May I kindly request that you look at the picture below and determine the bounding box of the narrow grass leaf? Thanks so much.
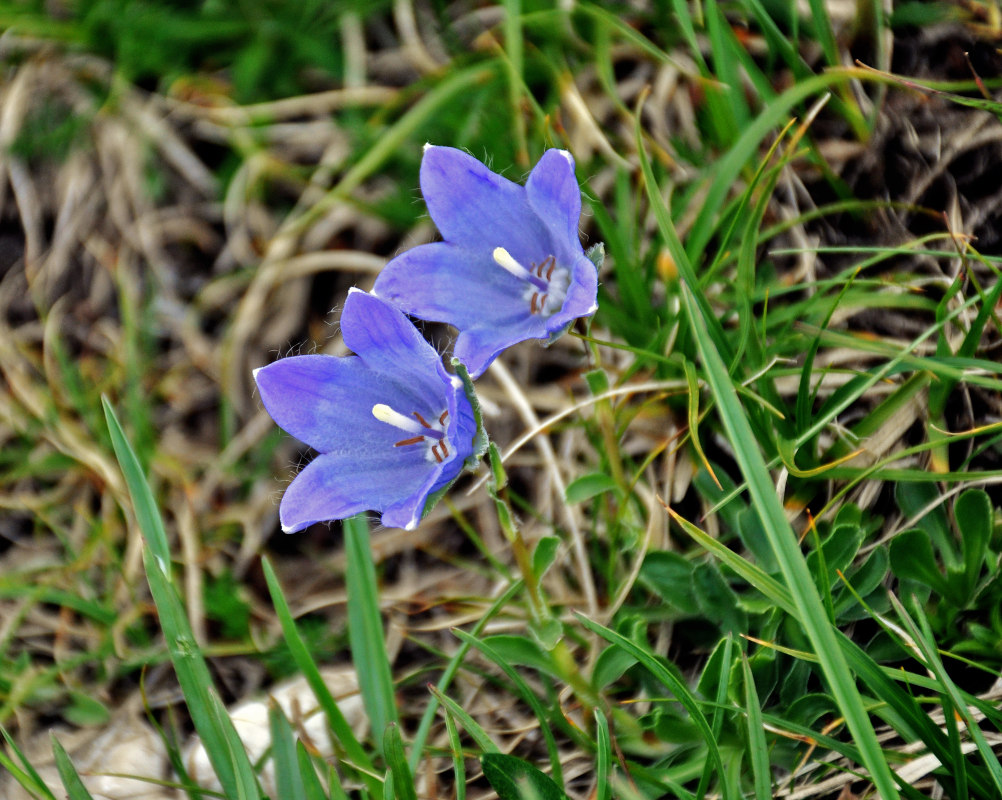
[262,556,377,783]
[1,726,58,800]
[889,595,1002,792]
[102,396,170,572]
[50,736,96,800]
[640,116,899,792]
[679,277,899,798]
[383,724,417,800]
[408,581,523,773]
[593,709,611,800]
[444,712,466,800]
[296,740,335,800]
[574,614,729,797]
[143,546,261,800]
[740,654,772,800]
[452,629,564,785]
[344,515,398,754]
[105,400,259,798]
[428,686,500,754]
[269,703,307,800]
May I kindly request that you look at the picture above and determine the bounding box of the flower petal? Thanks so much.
[254,355,400,454]
[420,146,549,262]
[525,149,583,261]
[374,242,529,331]
[453,319,546,379]
[545,253,599,333]
[279,445,445,533]
[339,289,448,414]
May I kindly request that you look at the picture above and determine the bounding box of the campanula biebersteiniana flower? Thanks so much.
[254,289,477,532]
[373,145,598,378]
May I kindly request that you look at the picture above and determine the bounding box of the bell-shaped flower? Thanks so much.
[373,145,599,378]
[254,289,479,532]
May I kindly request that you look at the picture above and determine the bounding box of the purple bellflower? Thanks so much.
[254,289,479,532]
[373,145,599,378]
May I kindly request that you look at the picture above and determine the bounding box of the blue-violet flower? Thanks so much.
[373,145,598,378]
[254,289,477,532]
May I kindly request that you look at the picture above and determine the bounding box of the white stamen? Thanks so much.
[372,404,424,435]
[492,247,532,280]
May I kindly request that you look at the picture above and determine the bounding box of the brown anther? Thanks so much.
[439,410,449,425]
[432,444,443,463]
[545,256,555,280]
[394,436,424,447]
[412,411,432,428]
[440,440,449,458]
[531,292,539,314]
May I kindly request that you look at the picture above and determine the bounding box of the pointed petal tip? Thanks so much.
[556,149,573,165]
[252,366,263,381]
[423,141,433,152]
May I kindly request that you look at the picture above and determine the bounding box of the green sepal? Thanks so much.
[454,358,490,467]
[586,241,605,270]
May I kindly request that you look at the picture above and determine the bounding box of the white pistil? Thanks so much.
[372,403,424,435]
[493,247,548,291]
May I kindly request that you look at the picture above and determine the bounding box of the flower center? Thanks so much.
[372,403,453,464]
[492,247,570,316]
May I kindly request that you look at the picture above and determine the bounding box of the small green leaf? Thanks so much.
[584,368,610,395]
[955,489,992,596]
[592,641,638,689]
[889,530,948,595]
[532,536,561,577]
[639,551,699,614]
[482,635,552,672]
[530,618,564,652]
[692,561,746,635]
[564,473,619,504]
[64,692,110,727]
[51,736,96,800]
[481,753,567,800]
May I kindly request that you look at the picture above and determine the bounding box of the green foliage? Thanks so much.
[890,487,1002,664]
[482,753,567,800]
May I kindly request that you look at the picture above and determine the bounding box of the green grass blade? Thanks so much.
[407,580,523,773]
[428,685,501,754]
[0,726,59,800]
[890,595,1002,792]
[144,547,261,800]
[297,740,335,800]
[50,736,96,800]
[679,275,898,798]
[740,653,771,800]
[639,120,899,792]
[444,712,466,800]
[452,629,564,786]
[383,723,417,800]
[101,396,170,571]
[593,709,611,800]
[262,556,377,783]
[269,703,308,800]
[574,614,729,797]
[344,515,398,753]
[105,396,260,798]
